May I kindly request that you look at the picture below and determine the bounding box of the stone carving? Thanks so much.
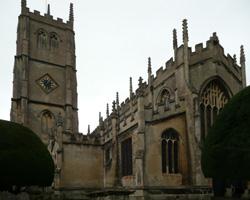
[48,134,60,170]
[56,112,64,127]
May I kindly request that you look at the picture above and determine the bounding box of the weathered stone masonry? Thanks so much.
[10,0,246,199]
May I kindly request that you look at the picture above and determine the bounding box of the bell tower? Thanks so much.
[11,0,79,144]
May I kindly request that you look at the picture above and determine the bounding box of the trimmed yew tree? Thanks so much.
[0,120,54,192]
[201,86,250,196]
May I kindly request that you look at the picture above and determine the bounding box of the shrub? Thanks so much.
[0,120,54,192]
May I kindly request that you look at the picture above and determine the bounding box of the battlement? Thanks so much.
[62,131,101,146]
[189,33,242,79]
[20,1,74,30]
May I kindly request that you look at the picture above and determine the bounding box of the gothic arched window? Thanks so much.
[41,110,54,135]
[162,128,179,174]
[50,32,59,49]
[158,89,171,109]
[37,29,48,48]
[200,79,230,141]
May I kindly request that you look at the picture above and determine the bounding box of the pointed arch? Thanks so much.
[199,77,230,141]
[157,87,172,109]
[40,110,55,135]
[49,32,60,49]
[37,28,48,48]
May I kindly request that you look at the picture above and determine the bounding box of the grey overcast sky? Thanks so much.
[0,0,249,134]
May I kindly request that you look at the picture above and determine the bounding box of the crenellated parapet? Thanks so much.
[189,32,242,82]
[20,0,74,30]
[62,130,101,146]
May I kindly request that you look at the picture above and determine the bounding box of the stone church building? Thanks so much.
[10,0,246,199]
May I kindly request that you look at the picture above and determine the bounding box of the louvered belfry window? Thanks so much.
[121,138,132,176]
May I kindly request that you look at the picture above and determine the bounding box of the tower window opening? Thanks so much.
[37,29,48,48]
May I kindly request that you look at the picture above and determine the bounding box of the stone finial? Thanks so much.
[240,45,245,65]
[210,32,219,44]
[21,0,27,8]
[233,54,237,65]
[112,101,116,113]
[148,57,152,74]
[21,0,27,13]
[69,3,74,22]
[99,112,102,122]
[240,45,246,88]
[138,77,143,88]
[106,103,109,117]
[138,77,144,97]
[87,124,90,135]
[116,92,119,108]
[130,77,133,98]
[182,19,188,43]
[47,4,51,15]
[173,29,178,50]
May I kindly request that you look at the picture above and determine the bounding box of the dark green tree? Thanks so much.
[201,86,250,196]
[0,120,54,192]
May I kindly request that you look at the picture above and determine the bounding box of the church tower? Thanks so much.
[11,0,79,144]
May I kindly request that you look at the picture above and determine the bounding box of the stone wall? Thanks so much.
[144,114,189,186]
[60,143,103,189]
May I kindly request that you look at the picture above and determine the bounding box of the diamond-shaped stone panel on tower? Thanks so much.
[36,73,59,94]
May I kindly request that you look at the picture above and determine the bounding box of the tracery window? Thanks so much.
[159,89,171,109]
[200,79,230,141]
[50,33,59,49]
[37,29,47,48]
[162,128,179,174]
[41,110,54,134]
[121,137,132,176]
